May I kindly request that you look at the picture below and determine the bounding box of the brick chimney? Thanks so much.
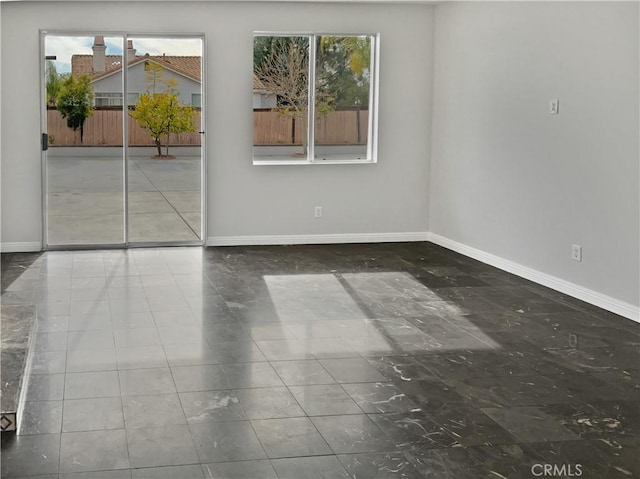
[127,40,136,60]
[92,36,106,72]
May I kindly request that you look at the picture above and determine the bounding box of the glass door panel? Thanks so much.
[314,35,372,161]
[126,36,203,243]
[45,34,125,246]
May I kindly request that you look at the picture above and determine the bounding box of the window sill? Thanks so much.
[253,158,376,166]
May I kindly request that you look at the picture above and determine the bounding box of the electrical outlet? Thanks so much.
[571,244,582,262]
[314,206,322,218]
[550,99,560,115]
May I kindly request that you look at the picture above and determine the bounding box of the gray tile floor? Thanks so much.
[1,243,639,478]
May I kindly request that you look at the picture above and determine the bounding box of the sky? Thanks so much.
[45,35,202,73]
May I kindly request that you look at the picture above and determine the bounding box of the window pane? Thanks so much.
[253,35,310,161]
[314,35,372,161]
[127,93,139,106]
[191,93,201,108]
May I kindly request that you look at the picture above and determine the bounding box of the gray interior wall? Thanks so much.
[0,1,433,245]
[429,2,640,307]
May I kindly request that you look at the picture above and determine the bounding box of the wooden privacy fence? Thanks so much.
[47,108,201,147]
[253,109,369,146]
[47,108,369,147]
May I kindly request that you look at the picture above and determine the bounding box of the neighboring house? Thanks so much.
[253,75,277,109]
[72,36,276,109]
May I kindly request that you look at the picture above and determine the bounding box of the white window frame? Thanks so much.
[94,92,139,107]
[94,92,123,107]
[252,32,380,166]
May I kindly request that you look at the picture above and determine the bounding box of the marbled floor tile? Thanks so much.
[395,379,467,413]
[402,444,487,479]
[595,369,640,399]
[445,374,567,408]
[235,386,305,419]
[206,340,267,363]
[542,347,620,373]
[289,384,362,416]
[429,405,517,447]
[368,412,455,450]
[116,346,168,370]
[59,429,129,473]
[0,433,61,477]
[189,421,266,463]
[543,400,640,439]
[552,372,629,404]
[64,371,121,400]
[337,451,423,479]
[405,443,543,479]
[312,414,395,454]
[126,425,199,469]
[364,356,436,383]
[285,319,370,340]
[122,393,187,429]
[270,359,336,386]
[251,417,332,458]
[203,460,277,479]
[118,368,176,396]
[131,464,205,479]
[417,350,537,380]
[480,406,580,443]
[254,338,314,361]
[221,362,284,389]
[179,390,246,424]
[270,455,350,479]
[62,397,124,432]
[582,345,640,372]
[502,348,577,377]
[319,358,387,383]
[170,364,228,392]
[342,382,419,414]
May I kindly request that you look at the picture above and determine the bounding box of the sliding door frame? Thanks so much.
[40,30,206,250]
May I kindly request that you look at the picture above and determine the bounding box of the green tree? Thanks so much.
[46,61,67,107]
[253,36,371,110]
[56,74,94,143]
[317,36,371,108]
[130,61,197,157]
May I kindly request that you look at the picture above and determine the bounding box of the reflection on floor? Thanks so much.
[47,156,201,245]
[1,242,638,478]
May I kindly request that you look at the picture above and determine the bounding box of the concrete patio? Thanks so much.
[47,154,201,245]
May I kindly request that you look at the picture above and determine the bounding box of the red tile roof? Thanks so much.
[71,54,202,82]
[73,53,266,89]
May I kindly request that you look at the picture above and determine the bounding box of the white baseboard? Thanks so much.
[428,233,640,323]
[207,232,430,247]
[0,242,42,253]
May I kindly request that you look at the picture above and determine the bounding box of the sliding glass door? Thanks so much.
[44,34,126,246]
[126,36,203,243]
[42,32,204,248]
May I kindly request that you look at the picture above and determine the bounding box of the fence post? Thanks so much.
[291,116,296,145]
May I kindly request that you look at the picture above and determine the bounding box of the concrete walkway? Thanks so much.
[47,156,201,245]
